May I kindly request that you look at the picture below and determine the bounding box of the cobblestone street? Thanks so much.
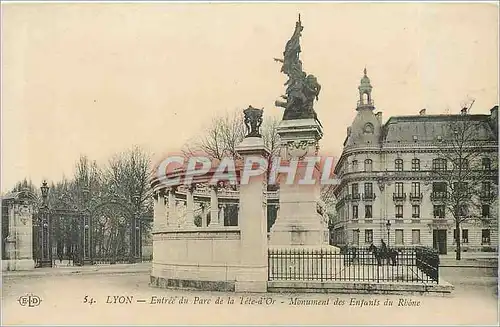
[2,263,497,325]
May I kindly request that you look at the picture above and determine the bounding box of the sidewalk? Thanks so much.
[439,252,498,268]
[2,262,151,277]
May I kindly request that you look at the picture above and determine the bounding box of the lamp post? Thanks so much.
[129,193,141,264]
[81,186,92,265]
[386,219,391,247]
[39,181,52,267]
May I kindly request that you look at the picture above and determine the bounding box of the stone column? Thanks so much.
[218,204,226,227]
[200,203,208,228]
[167,187,176,228]
[185,185,196,228]
[209,185,220,227]
[234,131,270,293]
[156,190,167,230]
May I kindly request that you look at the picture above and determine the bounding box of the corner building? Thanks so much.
[332,69,498,254]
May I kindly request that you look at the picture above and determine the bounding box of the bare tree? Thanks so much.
[433,106,498,260]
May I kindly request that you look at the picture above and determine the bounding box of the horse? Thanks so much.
[340,245,359,266]
[368,243,399,266]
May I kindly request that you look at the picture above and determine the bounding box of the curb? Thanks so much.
[440,265,497,268]
[3,269,150,278]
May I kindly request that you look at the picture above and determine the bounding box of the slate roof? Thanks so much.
[381,114,497,143]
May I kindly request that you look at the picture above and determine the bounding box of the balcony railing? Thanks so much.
[348,193,361,201]
[362,193,376,201]
[409,193,423,201]
[393,193,406,201]
[431,192,447,201]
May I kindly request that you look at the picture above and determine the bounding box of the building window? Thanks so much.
[462,229,469,244]
[453,158,469,170]
[412,205,420,218]
[482,205,490,218]
[481,229,490,245]
[365,229,373,243]
[458,204,468,217]
[411,182,420,196]
[352,205,358,219]
[432,158,447,171]
[395,229,404,245]
[453,181,467,191]
[351,183,359,196]
[395,205,403,218]
[395,159,403,171]
[353,230,360,245]
[482,158,491,170]
[433,205,445,218]
[411,158,420,171]
[411,229,420,244]
[432,182,447,199]
[364,183,373,197]
[364,159,372,172]
[365,205,372,219]
[482,182,491,197]
[352,160,358,172]
[395,182,404,195]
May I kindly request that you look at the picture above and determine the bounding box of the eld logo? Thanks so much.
[17,294,42,307]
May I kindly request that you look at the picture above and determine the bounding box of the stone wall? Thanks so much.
[151,228,242,291]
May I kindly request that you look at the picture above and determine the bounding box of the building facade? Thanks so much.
[332,69,498,254]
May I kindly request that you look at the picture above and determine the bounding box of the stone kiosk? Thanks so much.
[150,107,270,292]
[1,191,36,271]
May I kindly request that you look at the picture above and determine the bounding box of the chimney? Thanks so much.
[461,107,468,115]
[375,112,382,124]
[419,109,426,116]
[490,105,498,134]
[490,105,498,122]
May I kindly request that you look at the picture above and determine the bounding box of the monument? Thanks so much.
[269,15,334,248]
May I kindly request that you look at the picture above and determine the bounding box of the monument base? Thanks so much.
[269,212,329,246]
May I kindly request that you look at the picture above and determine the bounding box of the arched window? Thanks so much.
[352,160,358,172]
[395,159,403,171]
[364,159,373,172]
[432,158,447,171]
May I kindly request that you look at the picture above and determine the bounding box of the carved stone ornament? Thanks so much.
[286,139,317,159]
[377,179,386,191]
[243,106,264,138]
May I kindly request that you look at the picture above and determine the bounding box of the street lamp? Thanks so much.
[386,219,391,247]
[41,181,49,206]
[129,193,141,264]
[81,186,92,265]
[39,181,52,267]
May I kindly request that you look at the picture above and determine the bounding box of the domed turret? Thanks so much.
[357,67,374,109]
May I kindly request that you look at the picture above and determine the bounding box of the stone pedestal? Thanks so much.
[235,136,270,293]
[269,119,331,247]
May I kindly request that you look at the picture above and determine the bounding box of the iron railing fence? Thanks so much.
[268,246,439,284]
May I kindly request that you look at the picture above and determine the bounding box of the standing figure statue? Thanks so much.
[274,15,321,122]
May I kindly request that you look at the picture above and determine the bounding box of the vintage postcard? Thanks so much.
[1,1,498,325]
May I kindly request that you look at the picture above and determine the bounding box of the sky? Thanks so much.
[1,2,498,193]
